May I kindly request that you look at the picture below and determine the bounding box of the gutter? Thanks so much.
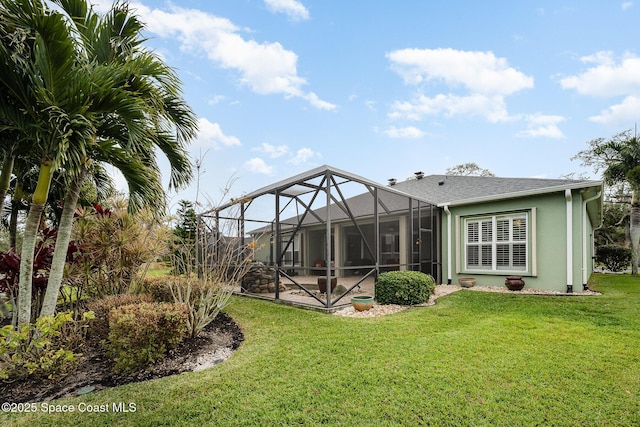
[436,181,603,208]
[566,189,573,293]
[582,190,602,290]
[444,205,452,284]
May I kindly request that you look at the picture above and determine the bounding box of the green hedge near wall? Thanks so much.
[375,271,435,305]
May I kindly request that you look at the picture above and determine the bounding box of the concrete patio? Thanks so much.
[234,274,377,311]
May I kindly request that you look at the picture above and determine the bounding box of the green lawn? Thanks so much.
[4,274,640,426]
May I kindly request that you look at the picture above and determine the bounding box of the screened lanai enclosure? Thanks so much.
[198,165,441,310]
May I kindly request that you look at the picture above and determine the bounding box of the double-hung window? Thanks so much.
[465,212,528,272]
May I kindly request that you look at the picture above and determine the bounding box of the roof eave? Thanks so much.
[436,181,604,207]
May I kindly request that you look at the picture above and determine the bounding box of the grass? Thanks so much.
[143,267,171,277]
[3,273,640,426]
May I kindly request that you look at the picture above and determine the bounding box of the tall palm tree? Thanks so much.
[0,72,31,216]
[0,0,196,323]
[0,0,91,325]
[576,129,640,274]
[39,0,197,317]
[0,154,13,214]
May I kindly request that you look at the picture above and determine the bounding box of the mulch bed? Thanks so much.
[0,312,243,404]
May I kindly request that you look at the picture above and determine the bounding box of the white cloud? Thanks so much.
[288,148,317,165]
[516,114,566,138]
[622,2,634,10]
[387,48,533,96]
[195,118,241,148]
[91,2,111,13]
[264,0,310,21]
[590,96,640,125]
[250,145,316,166]
[131,2,334,110]
[579,51,617,66]
[364,100,376,111]
[254,143,289,158]
[386,48,531,123]
[560,52,640,125]
[303,92,338,111]
[560,52,640,97]
[380,126,425,139]
[208,95,226,105]
[245,158,274,174]
[389,93,510,123]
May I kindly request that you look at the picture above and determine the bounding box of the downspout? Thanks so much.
[444,205,452,285]
[582,190,602,290]
[565,189,573,293]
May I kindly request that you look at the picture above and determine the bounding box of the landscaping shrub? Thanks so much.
[162,199,257,339]
[70,202,170,299]
[107,302,188,372]
[0,311,93,380]
[375,271,435,305]
[0,229,76,326]
[168,276,233,338]
[596,244,632,272]
[141,276,174,303]
[86,294,152,343]
[54,309,96,353]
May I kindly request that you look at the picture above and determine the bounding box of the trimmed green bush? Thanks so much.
[107,302,188,372]
[596,244,632,272]
[375,271,435,305]
[141,276,174,303]
[86,293,153,343]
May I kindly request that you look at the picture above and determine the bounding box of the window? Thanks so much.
[281,233,301,266]
[465,213,528,272]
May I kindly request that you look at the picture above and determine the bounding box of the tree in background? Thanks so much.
[174,200,198,243]
[574,129,640,274]
[171,200,198,275]
[445,162,495,177]
[597,202,630,248]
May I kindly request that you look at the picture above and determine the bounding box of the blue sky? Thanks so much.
[95,1,640,209]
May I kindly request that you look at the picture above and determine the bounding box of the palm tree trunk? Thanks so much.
[40,165,87,318]
[631,190,640,275]
[9,180,23,249]
[0,155,14,215]
[17,161,53,326]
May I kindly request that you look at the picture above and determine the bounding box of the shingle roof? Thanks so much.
[214,166,603,233]
[391,174,602,206]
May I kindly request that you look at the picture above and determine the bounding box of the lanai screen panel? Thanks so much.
[199,165,439,309]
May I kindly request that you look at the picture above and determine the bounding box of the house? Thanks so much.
[389,172,603,293]
[203,165,602,307]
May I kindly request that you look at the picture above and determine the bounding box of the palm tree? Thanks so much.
[575,130,640,274]
[0,0,196,323]
[39,0,197,317]
[0,0,91,325]
[0,70,31,217]
[0,154,13,214]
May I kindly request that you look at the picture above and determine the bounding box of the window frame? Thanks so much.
[462,211,531,275]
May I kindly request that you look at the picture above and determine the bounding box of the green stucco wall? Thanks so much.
[441,190,599,293]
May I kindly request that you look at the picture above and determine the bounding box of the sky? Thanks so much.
[92,0,640,210]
